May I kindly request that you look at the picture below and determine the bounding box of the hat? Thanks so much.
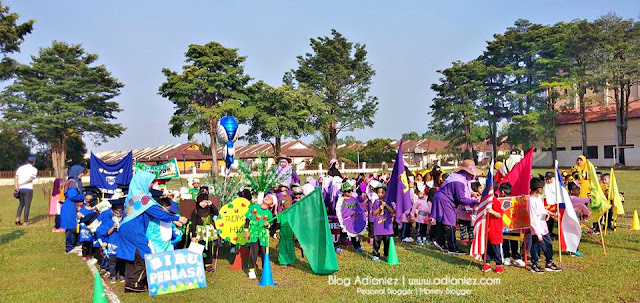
[454,159,482,176]
[278,154,292,163]
[192,179,200,184]
[110,197,125,209]
[27,155,36,162]
[373,183,387,191]
[544,172,555,180]
[341,182,353,192]
[111,188,125,200]
[279,181,291,189]
[329,158,339,167]
[149,188,163,200]
[292,186,303,194]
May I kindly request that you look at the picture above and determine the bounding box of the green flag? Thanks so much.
[277,188,339,275]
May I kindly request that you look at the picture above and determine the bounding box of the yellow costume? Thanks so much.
[573,155,590,198]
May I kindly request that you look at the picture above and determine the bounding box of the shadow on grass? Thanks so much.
[28,214,47,224]
[0,229,25,245]
[405,242,472,267]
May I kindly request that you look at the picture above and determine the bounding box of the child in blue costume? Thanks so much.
[117,172,188,293]
[60,165,91,253]
[147,197,184,254]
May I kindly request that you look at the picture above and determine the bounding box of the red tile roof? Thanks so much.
[556,101,640,125]
[393,139,449,153]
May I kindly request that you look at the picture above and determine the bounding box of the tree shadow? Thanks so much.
[0,230,25,246]
[29,214,47,224]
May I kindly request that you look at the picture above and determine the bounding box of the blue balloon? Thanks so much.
[219,116,239,170]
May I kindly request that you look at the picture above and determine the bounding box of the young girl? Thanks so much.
[190,193,219,272]
[371,184,395,262]
[49,178,64,232]
[413,188,432,245]
[401,180,416,243]
[78,200,96,263]
[60,165,88,254]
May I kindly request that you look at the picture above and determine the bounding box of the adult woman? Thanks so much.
[431,159,479,254]
[573,155,590,198]
[276,155,300,185]
[60,165,90,253]
[327,159,343,178]
[117,171,188,293]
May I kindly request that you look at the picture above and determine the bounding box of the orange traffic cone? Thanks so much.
[230,246,249,270]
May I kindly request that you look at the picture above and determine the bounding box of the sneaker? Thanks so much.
[336,248,342,254]
[530,264,544,274]
[51,228,57,232]
[372,256,381,262]
[407,237,414,242]
[447,250,465,255]
[81,257,88,263]
[402,237,411,243]
[460,239,468,246]
[119,276,125,283]
[416,239,423,245]
[503,258,512,266]
[356,247,364,253]
[205,265,215,273]
[110,277,116,284]
[574,251,584,257]
[495,265,504,274]
[545,263,562,272]
[513,259,525,268]
[482,264,492,273]
[432,241,446,252]
[70,246,82,254]
[248,269,257,280]
[87,258,97,266]
[230,247,236,254]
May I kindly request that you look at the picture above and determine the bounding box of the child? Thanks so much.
[190,193,219,272]
[78,198,97,264]
[499,183,525,268]
[528,177,562,273]
[336,182,365,253]
[568,182,591,220]
[456,181,478,247]
[371,184,395,262]
[49,178,64,232]
[100,203,125,283]
[60,165,88,254]
[413,188,431,245]
[484,190,505,273]
[401,180,416,243]
[244,194,275,279]
[148,197,183,253]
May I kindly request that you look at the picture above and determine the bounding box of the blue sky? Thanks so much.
[5,0,639,152]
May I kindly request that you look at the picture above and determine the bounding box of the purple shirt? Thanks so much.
[431,181,476,226]
[372,200,395,236]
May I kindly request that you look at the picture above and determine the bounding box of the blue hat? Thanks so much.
[27,156,36,162]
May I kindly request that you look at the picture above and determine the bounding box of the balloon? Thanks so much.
[217,116,239,170]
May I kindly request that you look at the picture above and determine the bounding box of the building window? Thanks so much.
[543,147,566,151]
[571,146,582,151]
[557,147,566,151]
[604,145,615,159]
[586,146,598,159]
[194,162,201,169]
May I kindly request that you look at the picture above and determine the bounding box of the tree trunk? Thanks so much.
[578,90,587,156]
[491,121,498,164]
[616,83,630,165]
[50,136,67,179]
[464,122,472,161]
[274,136,282,156]
[209,118,219,176]
[329,121,338,160]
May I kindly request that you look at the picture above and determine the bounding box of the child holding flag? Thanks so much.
[483,191,504,273]
[528,177,562,274]
[371,184,395,262]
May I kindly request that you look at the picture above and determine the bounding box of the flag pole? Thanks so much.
[554,160,562,263]
[597,219,607,256]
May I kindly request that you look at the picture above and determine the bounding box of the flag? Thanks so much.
[470,168,494,261]
[277,188,339,275]
[90,151,133,195]
[497,148,534,196]
[586,160,610,223]
[555,160,581,253]
[609,168,625,219]
[385,140,413,223]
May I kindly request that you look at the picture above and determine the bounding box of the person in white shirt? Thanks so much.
[528,177,561,273]
[14,156,38,225]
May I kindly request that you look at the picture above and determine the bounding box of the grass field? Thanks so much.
[1,170,639,303]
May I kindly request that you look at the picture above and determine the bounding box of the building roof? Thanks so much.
[392,139,449,154]
[556,101,640,125]
[89,140,315,163]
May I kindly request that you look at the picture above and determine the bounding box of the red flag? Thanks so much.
[497,148,534,196]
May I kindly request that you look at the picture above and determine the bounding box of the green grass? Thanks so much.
[1,171,640,302]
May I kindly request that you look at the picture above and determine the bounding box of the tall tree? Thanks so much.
[1,41,124,178]
[401,131,421,141]
[359,138,396,163]
[290,29,378,160]
[430,60,487,158]
[592,14,640,165]
[244,81,317,155]
[159,42,251,176]
[0,2,34,80]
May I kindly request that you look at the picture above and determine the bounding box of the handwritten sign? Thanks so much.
[499,195,530,230]
[215,197,250,245]
[145,249,207,296]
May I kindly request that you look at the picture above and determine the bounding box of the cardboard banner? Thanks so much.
[328,215,341,244]
[145,249,207,296]
[90,152,133,195]
[499,195,530,230]
[215,197,250,245]
[135,158,180,180]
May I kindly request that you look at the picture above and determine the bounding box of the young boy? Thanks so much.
[102,203,125,283]
[336,182,365,253]
[78,198,97,264]
[528,177,562,273]
[244,194,274,279]
[148,197,183,253]
[484,190,505,273]
[371,184,395,262]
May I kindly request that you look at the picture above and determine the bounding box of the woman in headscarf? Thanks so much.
[327,159,343,178]
[573,155,590,198]
[117,171,188,293]
[431,160,479,254]
[60,165,89,253]
[49,178,64,232]
[276,155,300,185]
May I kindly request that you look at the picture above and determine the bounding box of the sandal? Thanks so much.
[15,220,21,226]
[22,222,30,226]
